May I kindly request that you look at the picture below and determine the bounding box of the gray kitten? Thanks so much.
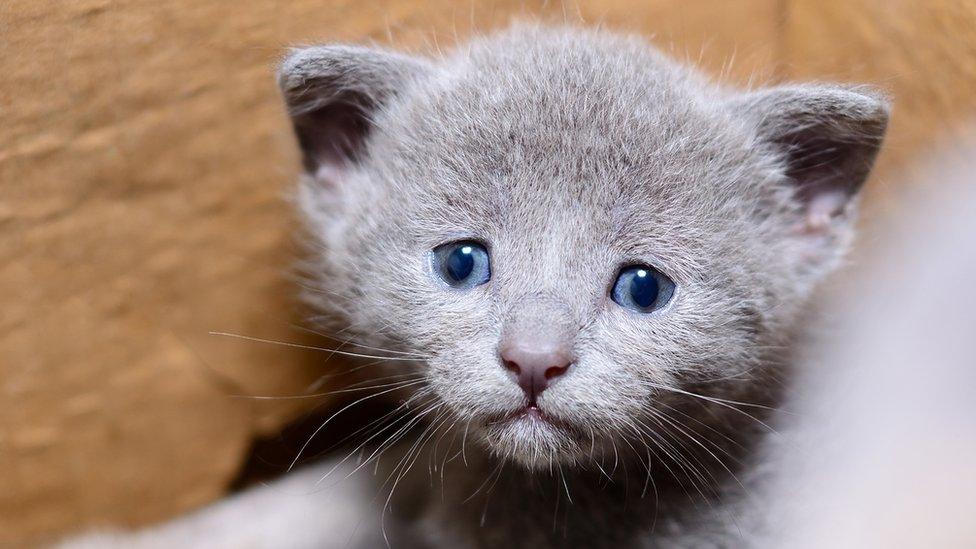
[63,25,894,548]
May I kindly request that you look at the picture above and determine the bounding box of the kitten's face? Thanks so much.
[283,27,887,469]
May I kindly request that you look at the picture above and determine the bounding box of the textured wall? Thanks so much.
[2,0,974,545]
[785,0,976,209]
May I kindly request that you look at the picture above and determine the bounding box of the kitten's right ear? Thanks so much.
[277,45,431,180]
[732,85,890,232]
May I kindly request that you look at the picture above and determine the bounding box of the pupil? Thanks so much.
[446,246,475,281]
[630,269,659,308]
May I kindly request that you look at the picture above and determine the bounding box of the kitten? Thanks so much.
[62,24,901,548]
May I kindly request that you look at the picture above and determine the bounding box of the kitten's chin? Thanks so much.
[479,407,585,469]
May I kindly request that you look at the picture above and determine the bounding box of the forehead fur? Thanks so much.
[350,26,792,288]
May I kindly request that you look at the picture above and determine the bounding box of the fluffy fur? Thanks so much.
[63,25,906,548]
[287,24,886,475]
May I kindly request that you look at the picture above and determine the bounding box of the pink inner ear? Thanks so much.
[805,189,850,232]
[314,164,345,188]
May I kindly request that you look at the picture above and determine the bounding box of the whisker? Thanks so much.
[463,460,504,504]
[315,392,432,464]
[313,401,430,488]
[377,407,451,545]
[624,416,713,503]
[658,402,746,453]
[209,331,429,361]
[289,382,427,472]
[651,409,746,489]
[290,322,432,358]
[325,397,442,487]
[645,382,779,433]
[231,376,425,401]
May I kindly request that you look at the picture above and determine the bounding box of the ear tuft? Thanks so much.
[735,85,890,232]
[277,45,431,176]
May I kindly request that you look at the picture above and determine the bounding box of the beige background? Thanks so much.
[2,0,975,545]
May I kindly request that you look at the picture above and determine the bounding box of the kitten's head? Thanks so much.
[279,26,888,469]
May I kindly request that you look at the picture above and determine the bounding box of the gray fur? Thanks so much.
[59,24,891,548]
[280,24,887,548]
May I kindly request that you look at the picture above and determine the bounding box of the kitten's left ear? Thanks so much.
[734,85,890,233]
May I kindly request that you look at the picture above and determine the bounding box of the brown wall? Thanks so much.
[2,1,975,545]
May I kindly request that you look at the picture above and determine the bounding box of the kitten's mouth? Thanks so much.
[477,404,587,467]
[485,404,573,434]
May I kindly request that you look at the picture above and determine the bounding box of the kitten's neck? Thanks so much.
[381,408,774,548]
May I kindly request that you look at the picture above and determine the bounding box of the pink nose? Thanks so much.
[500,345,572,406]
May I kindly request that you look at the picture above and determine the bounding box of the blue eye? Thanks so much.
[432,240,491,288]
[611,265,675,313]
